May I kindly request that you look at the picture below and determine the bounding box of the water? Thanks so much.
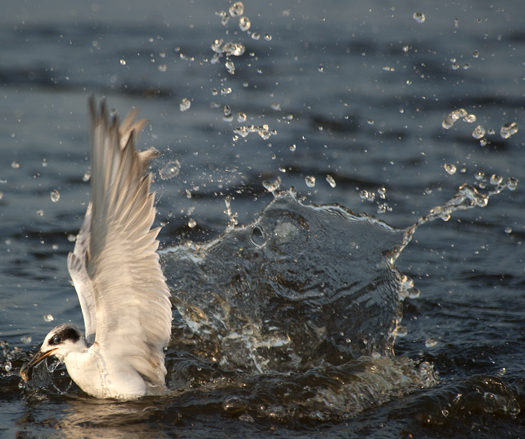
[1,0,525,437]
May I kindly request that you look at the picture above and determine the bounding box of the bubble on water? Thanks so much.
[185,189,192,199]
[159,160,181,180]
[472,50,479,58]
[43,314,54,322]
[223,106,233,122]
[225,60,235,74]
[21,336,32,344]
[36,209,44,217]
[480,138,488,147]
[251,32,260,40]
[158,64,167,72]
[504,227,512,234]
[472,125,486,139]
[42,158,48,167]
[451,63,460,70]
[326,175,336,188]
[453,108,468,119]
[367,119,374,125]
[180,98,191,112]
[264,34,272,41]
[67,234,76,242]
[221,87,232,96]
[408,288,420,299]
[305,176,316,188]
[271,103,281,111]
[221,15,229,26]
[50,190,60,203]
[463,114,476,123]
[11,161,20,169]
[413,12,425,23]
[403,45,409,53]
[120,59,126,65]
[462,63,470,70]
[188,218,197,228]
[377,187,386,199]
[237,112,247,123]
[289,144,296,152]
[425,338,438,348]
[229,2,244,17]
[234,127,249,138]
[83,171,91,182]
[262,176,281,193]
[444,163,457,175]
[500,122,518,139]
[487,128,495,135]
[506,177,518,191]
[239,16,251,31]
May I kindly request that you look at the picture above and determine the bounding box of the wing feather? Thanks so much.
[70,97,171,387]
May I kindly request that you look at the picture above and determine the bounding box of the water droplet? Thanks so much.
[326,175,336,188]
[158,64,167,72]
[500,122,518,139]
[413,12,425,23]
[506,177,518,191]
[305,176,316,187]
[180,98,191,112]
[504,227,512,234]
[159,160,181,180]
[83,171,91,182]
[120,59,126,65]
[289,144,296,152]
[188,218,197,228]
[185,189,192,199]
[442,119,454,130]
[10,161,20,169]
[367,119,374,125]
[451,63,460,70]
[262,176,281,192]
[239,413,255,423]
[239,16,251,31]
[264,34,272,41]
[480,138,488,147]
[67,234,76,242]
[236,112,247,123]
[396,325,408,337]
[462,63,470,70]
[21,336,32,344]
[4,361,12,372]
[472,50,479,58]
[472,125,486,139]
[463,114,476,123]
[222,42,245,56]
[271,103,281,111]
[225,60,235,74]
[42,158,48,167]
[403,45,409,53]
[251,32,260,40]
[490,174,503,185]
[50,190,60,203]
[43,314,54,322]
[221,87,232,95]
[36,209,44,217]
[229,2,244,17]
[444,163,456,175]
[425,338,438,348]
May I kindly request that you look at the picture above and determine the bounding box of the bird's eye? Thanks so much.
[52,335,61,344]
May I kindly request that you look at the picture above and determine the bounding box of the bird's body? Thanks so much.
[20,98,171,399]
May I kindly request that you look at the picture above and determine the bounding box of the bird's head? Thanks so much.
[20,323,85,382]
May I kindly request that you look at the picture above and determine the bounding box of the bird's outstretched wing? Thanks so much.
[68,98,171,387]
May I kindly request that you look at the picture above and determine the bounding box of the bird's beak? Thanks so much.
[20,348,58,382]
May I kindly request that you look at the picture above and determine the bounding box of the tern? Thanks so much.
[20,98,172,399]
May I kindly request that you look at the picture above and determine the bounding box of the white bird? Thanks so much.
[20,98,172,399]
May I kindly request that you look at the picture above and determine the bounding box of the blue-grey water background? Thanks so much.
[1,0,524,437]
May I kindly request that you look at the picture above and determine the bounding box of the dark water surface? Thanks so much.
[1,1,524,437]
